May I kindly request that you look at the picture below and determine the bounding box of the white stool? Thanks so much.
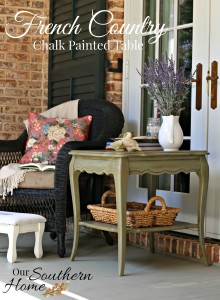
[0,211,46,263]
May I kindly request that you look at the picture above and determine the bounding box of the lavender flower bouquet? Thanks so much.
[139,56,192,116]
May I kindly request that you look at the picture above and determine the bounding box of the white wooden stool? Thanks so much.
[0,211,46,263]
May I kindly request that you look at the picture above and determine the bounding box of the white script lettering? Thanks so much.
[89,10,167,44]
[5,10,82,39]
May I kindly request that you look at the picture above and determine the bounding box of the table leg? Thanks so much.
[197,156,210,266]
[148,174,157,254]
[69,159,81,261]
[114,158,129,276]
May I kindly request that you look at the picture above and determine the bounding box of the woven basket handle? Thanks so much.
[101,190,116,206]
[145,196,167,212]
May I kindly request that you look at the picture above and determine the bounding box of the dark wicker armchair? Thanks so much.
[0,99,124,257]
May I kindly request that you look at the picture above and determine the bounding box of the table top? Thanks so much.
[69,150,209,158]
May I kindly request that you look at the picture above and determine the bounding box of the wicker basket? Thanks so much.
[87,191,180,228]
[87,191,153,228]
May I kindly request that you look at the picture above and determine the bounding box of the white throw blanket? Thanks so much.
[0,163,34,199]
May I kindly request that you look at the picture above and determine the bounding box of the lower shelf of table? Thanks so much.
[79,220,199,233]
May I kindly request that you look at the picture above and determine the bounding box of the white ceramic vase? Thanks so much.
[158,115,183,151]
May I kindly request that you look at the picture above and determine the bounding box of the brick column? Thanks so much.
[0,0,49,140]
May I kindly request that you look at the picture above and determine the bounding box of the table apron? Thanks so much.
[71,156,202,176]
[128,159,201,175]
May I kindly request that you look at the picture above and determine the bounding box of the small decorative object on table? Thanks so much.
[87,191,180,228]
[106,132,142,152]
[139,55,192,151]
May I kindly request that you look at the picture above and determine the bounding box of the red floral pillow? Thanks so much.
[20,112,92,164]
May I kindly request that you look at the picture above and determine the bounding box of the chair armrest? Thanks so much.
[0,131,28,167]
[54,140,107,223]
[0,131,27,153]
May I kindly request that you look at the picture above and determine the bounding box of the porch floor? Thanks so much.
[0,231,220,300]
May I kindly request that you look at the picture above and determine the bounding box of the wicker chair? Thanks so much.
[0,99,124,257]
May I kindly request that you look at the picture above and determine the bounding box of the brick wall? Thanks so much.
[104,231,220,264]
[105,0,124,109]
[0,0,49,140]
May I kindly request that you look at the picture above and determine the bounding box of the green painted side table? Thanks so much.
[69,150,209,276]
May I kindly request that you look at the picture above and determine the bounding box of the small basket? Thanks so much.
[87,191,153,228]
[87,191,180,228]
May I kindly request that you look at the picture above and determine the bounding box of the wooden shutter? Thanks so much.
[48,0,106,108]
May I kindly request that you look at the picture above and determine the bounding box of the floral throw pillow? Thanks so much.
[20,112,92,164]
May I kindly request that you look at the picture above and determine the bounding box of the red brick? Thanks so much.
[43,81,48,89]
[5,71,30,80]
[183,240,191,257]
[3,123,25,132]
[0,115,16,122]
[0,70,6,78]
[30,89,42,97]
[0,44,15,51]
[0,80,17,88]
[177,239,184,255]
[128,233,136,244]
[5,0,31,7]
[0,97,16,105]
[7,35,31,44]
[6,53,30,62]
[204,244,212,261]
[18,81,42,89]
[136,233,140,245]
[19,63,42,72]
[18,98,41,106]
[140,233,148,247]
[4,106,30,114]
[5,88,29,97]
[31,55,43,63]
[212,245,220,262]
[0,7,17,14]
[16,44,33,52]
[0,61,16,69]
[106,82,122,92]
[191,241,199,258]
[0,132,17,140]
[31,72,42,81]
[106,72,122,82]
[164,237,171,252]
[157,236,164,251]
[171,238,177,254]
[32,1,44,8]
[107,33,124,41]
[29,107,42,113]
[112,11,124,19]
[43,90,48,97]
[107,0,124,9]
[17,115,28,122]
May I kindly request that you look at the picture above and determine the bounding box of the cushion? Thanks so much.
[20,112,92,164]
[0,211,46,225]
[23,100,79,130]
[18,171,55,189]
